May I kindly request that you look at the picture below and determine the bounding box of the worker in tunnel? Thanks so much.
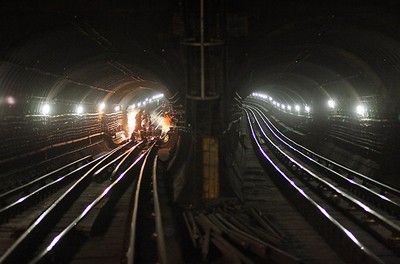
[138,110,151,138]
[147,113,153,134]
[131,109,144,141]
[163,111,172,131]
[143,111,150,131]
[134,109,143,132]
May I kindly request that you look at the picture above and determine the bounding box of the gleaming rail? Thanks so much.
[246,104,400,217]
[30,142,151,263]
[0,155,92,204]
[247,99,400,200]
[126,149,168,264]
[0,141,132,223]
[244,107,394,263]
[0,140,139,263]
[245,107,400,252]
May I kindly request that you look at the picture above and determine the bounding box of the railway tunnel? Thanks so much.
[1,1,400,263]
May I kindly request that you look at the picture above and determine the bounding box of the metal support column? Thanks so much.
[182,0,226,203]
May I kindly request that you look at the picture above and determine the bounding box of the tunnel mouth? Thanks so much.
[0,39,175,172]
[237,13,400,120]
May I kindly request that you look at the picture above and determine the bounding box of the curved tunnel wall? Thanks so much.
[237,10,400,119]
[232,7,400,182]
[0,20,180,165]
[0,28,177,115]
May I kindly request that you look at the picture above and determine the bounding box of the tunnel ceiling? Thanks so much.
[2,1,400,114]
[227,1,400,113]
[1,27,181,103]
[0,1,184,113]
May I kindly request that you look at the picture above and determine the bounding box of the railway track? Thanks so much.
[0,138,168,263]
[246,102,399,200]
[0,140,106,193]
[126,150,168,264]
[247,104,400,212]
[0,156,92,210]
[0,141,132,225]
[243,104,400,263]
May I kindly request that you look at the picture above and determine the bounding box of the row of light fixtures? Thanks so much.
[327,99,367,117]
[252,93,368,117]
[40,93,164,116]
[128,93,164,110]
[252,93,311,115]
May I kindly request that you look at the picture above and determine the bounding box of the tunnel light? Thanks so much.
[76,105,84,115]
[287,105,292,111]
[98,102,106,112]
[276,103,280,107]
[281,104,286,110]
[295,105,301,112]
[305,105,311,113]
[114,105,121,112]
[138,102,142,107]
[6,96,15,105]
[269,96,273,101]
[356,104,367,117]
[152,93,164,100]
[131,104,136,108]
[327,99,336,109]
[41,103,51,115]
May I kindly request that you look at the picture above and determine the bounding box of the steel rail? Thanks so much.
[110,142,144,179]
[0,155,92,203]
[126,143,157,264]
[247,99,400,198]
[30,144,150,263]
[0,156,101,221]
[151,156,168,264]
[247,105,400,216]
[247,108,400,238]
[0,139,103,189]
[244,108,383,264]
[92,145,139,180]
[247,108,400,256]
[0,141,133,263]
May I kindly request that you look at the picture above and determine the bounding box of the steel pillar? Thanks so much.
[182,0,226,203]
